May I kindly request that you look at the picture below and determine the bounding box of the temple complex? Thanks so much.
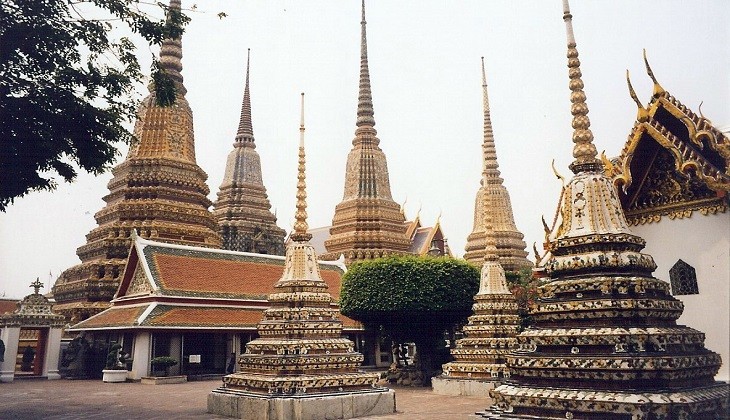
[433,185,520,396]
[463,58,531,273]
[321,0,410,263]
[213,49,285,256]
[606,55,730,381]
[485,1,729,418]
[208,94,395,419]
[51,0,220,323]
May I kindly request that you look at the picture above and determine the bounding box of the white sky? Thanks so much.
[1,1,728,299]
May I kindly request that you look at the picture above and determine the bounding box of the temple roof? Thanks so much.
[69,234,361,331]
[607,60,730,224]
[115,235,346,301]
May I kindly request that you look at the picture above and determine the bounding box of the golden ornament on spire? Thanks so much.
[563,0,600,174]
[291,93,311,242]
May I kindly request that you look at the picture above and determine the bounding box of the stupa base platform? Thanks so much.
[432,375,500,398]
[208,387,396,420]
[482,382,730,419]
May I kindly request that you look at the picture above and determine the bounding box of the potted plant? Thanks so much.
[102,343,127,383]
[150,356,178,377]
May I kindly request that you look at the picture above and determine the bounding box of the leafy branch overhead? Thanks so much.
[0,0,189,211]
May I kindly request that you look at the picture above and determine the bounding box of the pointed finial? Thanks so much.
[562,0,600,174]
[400,196,408,216]
[480,56,502,185]
[235,48,255,147]
[356,0,376,129]
[291,93,312,242]
[643,49,665,96]
[626,69,649,122]
[30,278,43,295]
[158,0,186,95]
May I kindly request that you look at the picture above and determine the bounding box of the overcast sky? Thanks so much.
[1,1,728,299]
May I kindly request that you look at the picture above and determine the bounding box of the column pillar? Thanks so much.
[43,328,63,380]
[0,327,20,382]
[130,332,150,380]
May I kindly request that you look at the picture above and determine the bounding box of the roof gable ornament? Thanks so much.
[643,49,665,97]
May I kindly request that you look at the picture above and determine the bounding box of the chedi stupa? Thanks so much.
[208,94,395,420]
[433,152,520,396]
[485,1,729,418]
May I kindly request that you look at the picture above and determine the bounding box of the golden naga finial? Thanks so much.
[626,70,649,122]
[562,0,600,174]
[291,93,312,242]
[400,196,408,216]
[551,159,565,187]
[643,49,665,97]
[532,242,542,265]
[600,151,619,177]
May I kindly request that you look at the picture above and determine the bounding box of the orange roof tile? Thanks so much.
[0,299,19,314]
[149,253,345,300]
[145,306,262,328]
[71,306,147,329]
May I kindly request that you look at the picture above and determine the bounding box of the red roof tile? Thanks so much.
[0,299,19,314]
[72,306,147,329]
[149,253,345,300]
[145,306,262,328]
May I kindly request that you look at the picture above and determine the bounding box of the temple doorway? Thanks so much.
[14,328,48,377]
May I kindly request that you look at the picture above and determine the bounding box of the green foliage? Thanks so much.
[341,256,479,379]
[0,0,189,210]
[150,356,178,369]
[105,343,124,370]
[341,256,479,339]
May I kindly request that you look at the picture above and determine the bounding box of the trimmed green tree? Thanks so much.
[339,256,479,384]
[0,0,188,210]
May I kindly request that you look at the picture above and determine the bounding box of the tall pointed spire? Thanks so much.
[52,0,221,322]
[235,48,254,147]
[464,58,530,272]
[480,57,502,186]
[323,0,410,263]
[158,0,185,95]
[209,95,393,417]
[563,0,599,174]
[356,0,375,130]
[213,48,285,255]
[485,2,728,417]
[291,93,311,242]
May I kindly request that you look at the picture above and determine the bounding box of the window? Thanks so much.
[669,259,699,295]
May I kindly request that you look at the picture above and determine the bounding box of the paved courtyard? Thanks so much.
[0,378,488,419]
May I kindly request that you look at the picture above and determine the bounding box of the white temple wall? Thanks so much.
[632,212,729,381]
[0,327,20,382]
[130,332,151,380]
[43,328,62,380]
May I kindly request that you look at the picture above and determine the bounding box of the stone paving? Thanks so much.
[0,378,487,419]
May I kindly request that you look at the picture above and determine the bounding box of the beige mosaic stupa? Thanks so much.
[208,94,395,420]
[433,178,520,396]
[52,0,221,323]
[322,0,410,263]
[213,49,286,255]
[485,2,729,418]
[464,58,531,273]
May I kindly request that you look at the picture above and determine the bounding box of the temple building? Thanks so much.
[433,186,519,396]
[307,211,452,259]
[486,1,729,418]
[0,280,65,382]
[463,58,531,273]
[51,0,221,323]
[208,93,395,420]
[321,0,410,263]
[605,58,730,381]
[212,49,286,256]
[68,233,364,381]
